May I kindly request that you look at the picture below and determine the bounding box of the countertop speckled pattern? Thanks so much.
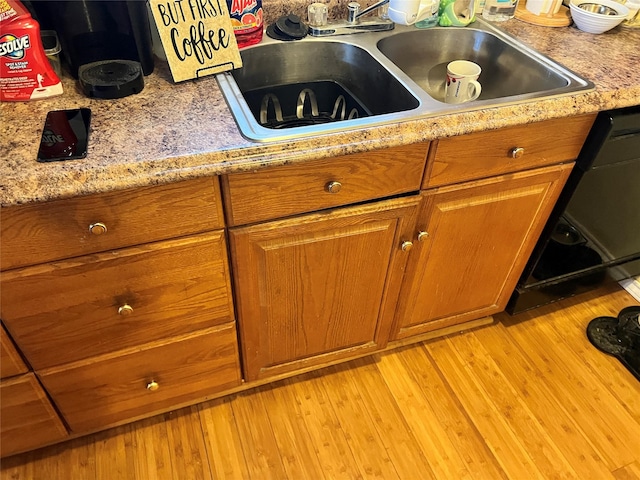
[1,1,639,206]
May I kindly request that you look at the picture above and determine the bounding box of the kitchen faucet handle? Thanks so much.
[347,2,361,22]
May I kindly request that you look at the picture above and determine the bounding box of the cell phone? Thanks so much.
[37,108,91,162]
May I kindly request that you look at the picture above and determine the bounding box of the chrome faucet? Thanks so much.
[348,0,390,21]
[308,0,394,36]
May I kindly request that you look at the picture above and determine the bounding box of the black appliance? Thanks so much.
[507,106,640,314]
[27,0,154,79]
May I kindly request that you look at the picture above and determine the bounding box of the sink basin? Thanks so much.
[216,41,420,142]
[377,28,571,103]
[217,20,594,143]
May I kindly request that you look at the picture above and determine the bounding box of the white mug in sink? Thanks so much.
[445,60,482,104]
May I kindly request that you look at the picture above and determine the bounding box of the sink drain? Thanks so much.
[243,81,371,129]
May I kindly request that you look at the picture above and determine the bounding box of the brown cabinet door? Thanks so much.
[230,197,419,381]
[392,163,573,340]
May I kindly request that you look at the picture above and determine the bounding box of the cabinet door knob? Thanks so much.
[146,380,159,392]
[89,222,108,235]
[118,304,134,316]
[325,181,342,194]
[510,147,525,159]
[401,241,414,252]
[417,231,430,242]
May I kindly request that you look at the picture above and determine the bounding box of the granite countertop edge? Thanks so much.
[1,18,639,207]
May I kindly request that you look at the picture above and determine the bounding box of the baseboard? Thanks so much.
[619,276,640,302]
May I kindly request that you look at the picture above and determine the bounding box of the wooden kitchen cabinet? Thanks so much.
[229,196,420,381]
[389,114,594,340]
[1,177,240,454]
[0,114,597,456]
[391,163,574,339]
[224,116,594,376]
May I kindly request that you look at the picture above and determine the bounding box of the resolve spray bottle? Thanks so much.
[0,0,63,101]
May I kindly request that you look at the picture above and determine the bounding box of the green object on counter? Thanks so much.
[439,0,476,25]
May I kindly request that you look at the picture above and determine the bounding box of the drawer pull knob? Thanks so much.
[146,381,159,392]
[401,241,414,252]
[326,181,342,194]
[510,147,525,159]
[118,304,134,316]
[417,231,430,242]
[89,222,108,235]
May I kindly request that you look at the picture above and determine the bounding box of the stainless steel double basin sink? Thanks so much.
[216,20,593,142]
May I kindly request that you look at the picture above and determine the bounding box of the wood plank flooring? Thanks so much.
[2,284,639,479]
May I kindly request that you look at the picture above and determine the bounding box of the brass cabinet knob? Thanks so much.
[401,241,414,252]
[510,147,525,159]
[325,181,342,194]
[417,231,430,242]
[118,304,134,316]
[89,222,108,235]
[146,381,159,392]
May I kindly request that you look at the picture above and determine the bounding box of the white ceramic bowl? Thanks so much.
[569,0,629,33]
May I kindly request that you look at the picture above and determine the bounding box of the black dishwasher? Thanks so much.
[507,106,640,314]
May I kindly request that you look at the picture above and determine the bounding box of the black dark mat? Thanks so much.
[587,306,640,381]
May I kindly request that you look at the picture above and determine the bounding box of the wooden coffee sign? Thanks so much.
[149,0,243,82]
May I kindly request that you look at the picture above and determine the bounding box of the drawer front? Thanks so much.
[1,232,235,369]
[424,114,596,188]
[222,144,429,225]
[1,324,28,379]
[1,177,224,271]
[1,373,68,457]
[38,325,242,433]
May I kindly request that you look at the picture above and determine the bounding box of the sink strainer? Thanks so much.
[243,81,372,129]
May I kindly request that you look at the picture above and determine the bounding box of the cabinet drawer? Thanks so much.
[222,144,429,225]
[424,114,596,188]
[1,373,68,457]
[1,324,28,379]
[1,177,224,270]
[1,232,235,369]
[38,325,241,433]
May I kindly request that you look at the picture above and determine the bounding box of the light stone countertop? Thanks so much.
[1,7,639,207]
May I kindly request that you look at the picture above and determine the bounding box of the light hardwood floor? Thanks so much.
[2,284,639,479]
